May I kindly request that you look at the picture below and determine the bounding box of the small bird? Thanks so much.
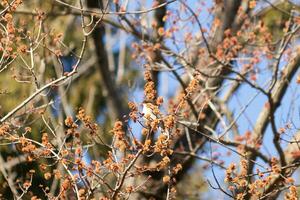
[142,101,170,138]
[142,101,158,122]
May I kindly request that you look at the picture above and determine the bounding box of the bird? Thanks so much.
[142,100,170,139]
[142,101,158,122]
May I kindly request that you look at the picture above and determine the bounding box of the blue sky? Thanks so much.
[99,0,300,198]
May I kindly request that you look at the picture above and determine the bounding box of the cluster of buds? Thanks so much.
[64,116,79,138]
[76,108,98,135]
[111,121,128,151]
[144,70,157,102]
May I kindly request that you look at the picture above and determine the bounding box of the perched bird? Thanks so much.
[142,100,170,138]
[142,101,158,122]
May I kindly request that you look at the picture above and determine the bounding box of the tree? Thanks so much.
[0,0,300,199]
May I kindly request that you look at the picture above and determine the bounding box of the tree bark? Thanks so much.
[86,0,128,120]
